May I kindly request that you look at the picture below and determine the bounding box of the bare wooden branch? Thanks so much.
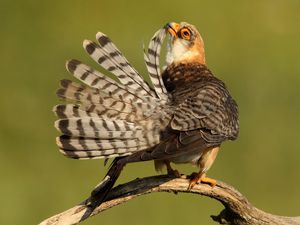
[39,175,300,225]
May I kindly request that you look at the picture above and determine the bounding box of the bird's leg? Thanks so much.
[188,172,217,190]
[164,160,181,178]
[188,146,219,189]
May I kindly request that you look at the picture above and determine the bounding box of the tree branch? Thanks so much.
[39,175,300,225]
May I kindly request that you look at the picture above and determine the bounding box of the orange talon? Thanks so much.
[201,174,217,187]
[188,173,217,190]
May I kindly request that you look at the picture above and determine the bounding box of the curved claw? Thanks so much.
[188,173,217,190]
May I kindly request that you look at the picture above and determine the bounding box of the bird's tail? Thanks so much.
[54,28,170,160]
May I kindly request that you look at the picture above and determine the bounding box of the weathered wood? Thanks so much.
[39,175,300,225]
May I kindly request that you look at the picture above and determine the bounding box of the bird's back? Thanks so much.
[162,62,239,143]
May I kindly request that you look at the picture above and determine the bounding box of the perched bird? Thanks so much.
[54,22,239,207]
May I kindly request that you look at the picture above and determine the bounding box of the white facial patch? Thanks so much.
[166,38,199,65]
[166,36,174,66]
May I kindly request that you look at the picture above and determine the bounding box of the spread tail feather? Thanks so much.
[54,27,169,160]
[83,34,155,97]
[144,28,168,102]
[65,60,155,104]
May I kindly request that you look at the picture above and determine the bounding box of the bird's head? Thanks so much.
[165,22,205,66]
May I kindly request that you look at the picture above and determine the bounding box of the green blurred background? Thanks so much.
[1,0,300,224]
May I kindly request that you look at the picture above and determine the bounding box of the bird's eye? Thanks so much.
[180,28,191,40]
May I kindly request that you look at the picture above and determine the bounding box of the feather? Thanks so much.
[95,32,154,95]
[144,28,168,102]
[57,136,149,151]
[55,117,142,136]
[54,28,171,160]
[59,149,131,160]
[55,78,156,121]
[66,60,153,104]
[83,37,154,97]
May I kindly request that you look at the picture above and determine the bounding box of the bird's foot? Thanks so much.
[165,160,181,178]
[188,172,217,190]
[167,168,181,178]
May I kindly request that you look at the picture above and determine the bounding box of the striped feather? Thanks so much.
[83,37,154,97]
[56,126,161,159]
[54,104,129,122]
[95,32,154,95]
[54,28,172,160]
[55,79,156,121]
[56,81,135,113]
[54,104,92,119]
[59,149,132,160]
[54,104,135,121]
[66,59,155,104]
[144,28,168,101]
[57,136,148,151]
[55,117,141,135]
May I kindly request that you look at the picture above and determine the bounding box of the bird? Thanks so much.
[54,21,239,208]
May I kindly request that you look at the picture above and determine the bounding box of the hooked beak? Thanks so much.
[165,22,180,37]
